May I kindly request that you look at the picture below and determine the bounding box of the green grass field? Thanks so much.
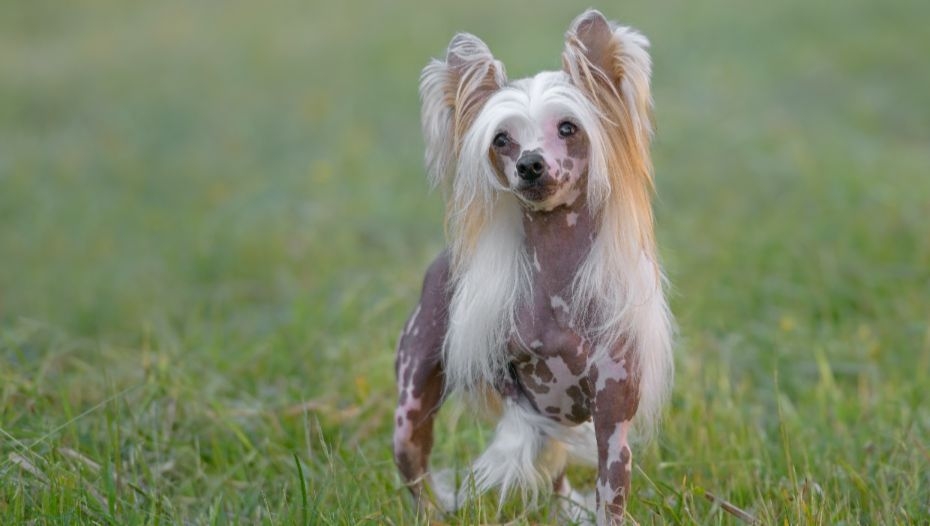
[2,0,928,524]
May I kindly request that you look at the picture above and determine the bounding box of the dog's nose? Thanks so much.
[516,153,546,182]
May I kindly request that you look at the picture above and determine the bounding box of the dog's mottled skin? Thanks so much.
[394,10,669,525]
[394,183,638,521]
[392,253,450,494]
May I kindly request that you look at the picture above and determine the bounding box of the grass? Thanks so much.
[1,0,928,524]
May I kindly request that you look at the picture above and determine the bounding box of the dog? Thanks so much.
[393,9,673,525]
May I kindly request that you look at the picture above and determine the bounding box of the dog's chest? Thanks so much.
[506,287,593,424]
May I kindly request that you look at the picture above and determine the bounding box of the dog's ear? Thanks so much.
[420,33,506,187]
[562,10,653,143]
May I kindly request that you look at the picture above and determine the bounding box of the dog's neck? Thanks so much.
[521,196,595,294]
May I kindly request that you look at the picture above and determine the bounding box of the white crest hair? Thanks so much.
[563,10,674,438]
[419,9,673,446]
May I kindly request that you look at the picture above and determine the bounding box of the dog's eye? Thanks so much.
[492,132,510,149]
[558,121,578,138]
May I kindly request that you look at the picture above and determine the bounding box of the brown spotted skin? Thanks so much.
[510,186,641,525]
[591,356,639,525]
[507,197,595,425]
[392,251,450,508]
[395,206,641,523]
[397,119,639,526]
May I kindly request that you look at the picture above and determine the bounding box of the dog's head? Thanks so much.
[421,9,656,258]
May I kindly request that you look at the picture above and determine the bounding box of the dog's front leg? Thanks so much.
[590,354,640,525]
[393,253,450,510]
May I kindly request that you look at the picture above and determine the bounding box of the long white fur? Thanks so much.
[441,199,529,393]
[420,34,506,190]
[419,58,455,187]
[418,9,674,510]
[564,14,674,440]
[432,400,598,513]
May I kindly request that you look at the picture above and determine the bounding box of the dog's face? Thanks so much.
[420,10,656,251]
[485,74,591,211]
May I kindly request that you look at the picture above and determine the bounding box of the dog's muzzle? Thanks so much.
[515,152,547,182]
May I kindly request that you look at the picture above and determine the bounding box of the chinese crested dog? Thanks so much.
[393,9,673,525]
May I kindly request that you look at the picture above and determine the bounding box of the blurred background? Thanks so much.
[1,0,928,523]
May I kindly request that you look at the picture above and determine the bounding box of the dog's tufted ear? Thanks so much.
[420,33,506,188]
[563,10,653,144]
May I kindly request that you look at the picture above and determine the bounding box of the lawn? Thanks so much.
[1,0,928,524]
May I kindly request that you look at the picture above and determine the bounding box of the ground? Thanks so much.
[1,0,928,524]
